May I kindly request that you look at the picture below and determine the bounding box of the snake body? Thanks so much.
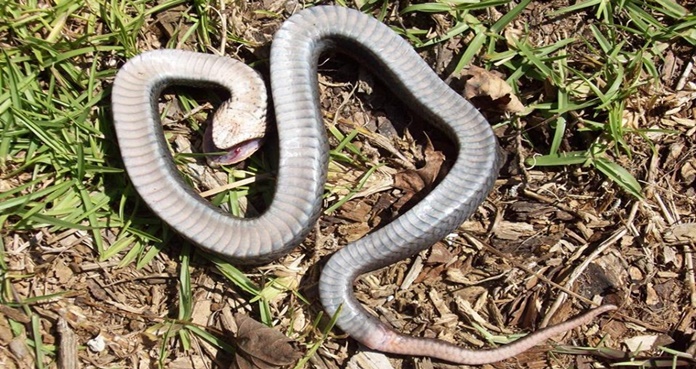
[112,6,616,365]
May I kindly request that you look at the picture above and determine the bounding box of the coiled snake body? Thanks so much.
[112,6,616,365]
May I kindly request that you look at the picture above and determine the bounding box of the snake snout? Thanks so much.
[204,93,268,166]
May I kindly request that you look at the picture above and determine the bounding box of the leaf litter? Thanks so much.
[230,314,302,369]
[2,0,696,369]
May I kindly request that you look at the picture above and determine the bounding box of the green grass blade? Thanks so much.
[178,243,193,321]
[489,0,532,34]
[592,156,643,199]
[209,255,260,296]
[526,151,588,166]
[454,30,487,73]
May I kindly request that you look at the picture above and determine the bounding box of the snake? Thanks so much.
[111,5,617,365]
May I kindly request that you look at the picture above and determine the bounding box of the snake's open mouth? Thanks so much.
[208,138,263,165]
[203,126,264,166]
[206,138,264,166]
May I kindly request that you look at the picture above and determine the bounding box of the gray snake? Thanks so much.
[111,5,616,365]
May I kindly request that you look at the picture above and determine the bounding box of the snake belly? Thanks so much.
[112,5,616,365]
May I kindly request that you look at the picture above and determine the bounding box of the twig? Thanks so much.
[675,54,694,91]
[219,0,227,55]
[541,227,626,328]
[463,225,669,332]
[645,144,660,199]
[685,244,696,308]
[516,132,532,184]
[654,192,676,225]
[656,191,695,308]
[460,234,595,306]
[522,187,596,223]
[57,318,78,369]
[541,201,639,326]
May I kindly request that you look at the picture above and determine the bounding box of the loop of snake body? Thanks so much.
[111,5,616,365]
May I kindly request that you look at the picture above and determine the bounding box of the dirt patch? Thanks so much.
[2,1,695,369]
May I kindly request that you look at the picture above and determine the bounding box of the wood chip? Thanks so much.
[57,318,78,369]
[346,351,394,369]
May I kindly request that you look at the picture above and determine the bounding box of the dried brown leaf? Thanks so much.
[417,140,445,185]
[665,222,696,242]
[426,242,454,264]
[463,65,525,113]
[230,314,301,369]
[680,158,696,185]
[338,200,372,222]
[338,222,371,242]
[393,171,424,208]
[624,334,659,353]
[54,259,73,284]
[393,141,445,211]
[86,279,108,301]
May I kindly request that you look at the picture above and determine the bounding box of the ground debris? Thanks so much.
[230,314,302,369]
[459,66,525,114]
[346,351,395,369]
[4,1,696,368]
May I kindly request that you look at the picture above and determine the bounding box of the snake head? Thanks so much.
[204,97,267,167]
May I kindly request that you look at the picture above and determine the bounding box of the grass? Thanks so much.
[0,0,694,368]
[387,0,694,199]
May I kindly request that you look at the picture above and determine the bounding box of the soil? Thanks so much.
[2,1,696,369]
